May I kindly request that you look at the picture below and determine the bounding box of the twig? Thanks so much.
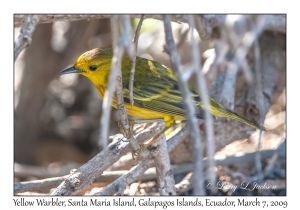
[163,14,205,195]
[98,16,120,149]
[120,15,134,58]
[14,15,40,61]
[95,124,188,195]
[96,158,153,195]
[187,14,216,194]
[14,15,286,35]
[194,15,210,41]
[15,175,68,193]
[254,38,264,180]
[233,15,266,72]
[14,162,81,179]
[116,15,140,152]
[150,134,176,195]
[218,15,266,109]
[50,122,164,195]
[264,153,279,177]
[224,15,253,84]
[176,28,189,49]
[129,15,145,107]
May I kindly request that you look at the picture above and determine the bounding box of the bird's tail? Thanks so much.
[198,97,266,131]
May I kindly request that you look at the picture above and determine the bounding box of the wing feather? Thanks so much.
[122,56,202,118]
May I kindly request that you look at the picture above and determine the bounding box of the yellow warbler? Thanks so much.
[60,48,266,131]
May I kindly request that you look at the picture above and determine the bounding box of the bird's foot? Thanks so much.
[131,143,146,163]
[118,120,135,139]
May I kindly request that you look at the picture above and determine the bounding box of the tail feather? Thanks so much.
[198,98,266,131]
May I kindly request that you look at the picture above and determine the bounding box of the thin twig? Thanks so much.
[193,15,210,41]
[187,14,216,194]
[219,15,266,109]
[234,15,266,70]
[254,39,264,180]
[96,159,153,195]
[14,162,81,179]
[98,16,120,149]
[14,15,40,61]
[99,16,118,148]
[117,15,140,152]
[14,14,286,34]
[129,15,145,107]
[263,153,279,176]
[15,175,68,193]
[120,15,134,58]
[225,15,253,84]
[163,15,205,195]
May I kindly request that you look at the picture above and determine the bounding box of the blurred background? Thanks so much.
[14,15,286,195]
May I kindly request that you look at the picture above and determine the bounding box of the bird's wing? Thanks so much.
[122,58,202,118]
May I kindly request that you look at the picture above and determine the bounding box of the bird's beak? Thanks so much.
[59,66,83,75]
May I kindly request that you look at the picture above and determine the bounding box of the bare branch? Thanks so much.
[15,175,68,193]
[224,15,254,84]
[150,134,176,195]
[163,15,205,195]
[194,15,210,40]
[254,39,264,180]
[14,14,186,28]
[95,124,188,195]
[129,15,145,107]
[116,15,140,152]
[50,123,164,195]
[98,16,120,149]
[120,15,134,58]
[14,162,80,179]
[187,14,216,194]
[96,159,153,195]
[214,15,267,109]
[14,15,40,61]
[16,138,285,194]
[14,15,286,37]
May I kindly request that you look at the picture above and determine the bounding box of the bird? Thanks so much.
[60,48,266,132]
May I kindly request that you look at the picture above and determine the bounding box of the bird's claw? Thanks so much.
[118,120,135,138]
[131,143,145,162]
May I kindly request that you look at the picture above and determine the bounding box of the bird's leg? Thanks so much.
[131,121,183,162]
[118,121,128,139]
[117,119,162,162]
[118,119,164,139]
[119,119,181,162]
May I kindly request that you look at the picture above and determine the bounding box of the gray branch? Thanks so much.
[187,14,216,193]
[98,16,121,149]
[150,134,176,195]
[16,136,285,194]
[95,124,188,195]
[129,15,145,107]
[115,15,140,152]
[50,123,164,195]
[14,14,286,35]
[163,15,205,195]
[14,15,39,61]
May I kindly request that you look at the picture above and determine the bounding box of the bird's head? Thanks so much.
[60,48,113,85]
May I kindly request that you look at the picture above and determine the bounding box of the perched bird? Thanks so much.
[60,48,266,131]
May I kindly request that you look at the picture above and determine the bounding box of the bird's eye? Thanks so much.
[89,65,97,71]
